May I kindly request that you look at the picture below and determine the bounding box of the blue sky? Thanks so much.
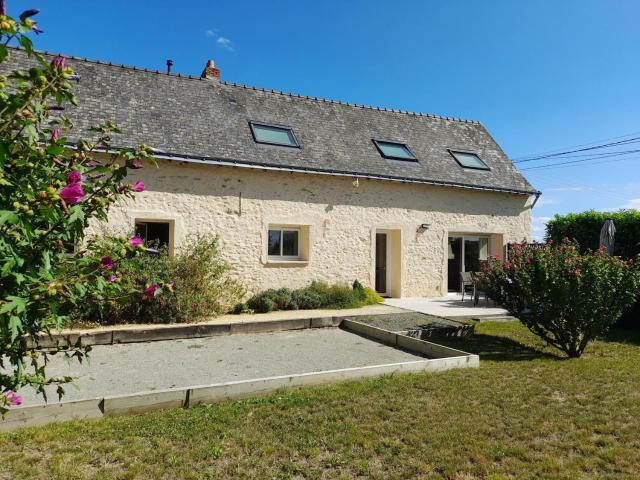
[9,0,640,239]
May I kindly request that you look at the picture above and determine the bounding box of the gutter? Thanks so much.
[141,149,539,197]
[531,191,543,208]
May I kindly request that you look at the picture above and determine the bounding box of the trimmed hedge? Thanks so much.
[236,280,383,314]
[545,209,640,259]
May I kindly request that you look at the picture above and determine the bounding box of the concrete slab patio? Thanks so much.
[385,293,510,318]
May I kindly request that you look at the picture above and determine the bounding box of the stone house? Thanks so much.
[10,49,539,298]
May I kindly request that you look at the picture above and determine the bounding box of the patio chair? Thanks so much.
[459,271,475,303]
[471,272,490,307]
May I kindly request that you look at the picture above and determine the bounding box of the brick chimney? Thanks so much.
[201,59,220,80]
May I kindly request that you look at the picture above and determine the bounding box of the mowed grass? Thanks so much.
[2,322,640,479]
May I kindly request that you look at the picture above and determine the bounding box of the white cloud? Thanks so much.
[623,198,640,209]
[205,29,235,52]
[216,36,234,51]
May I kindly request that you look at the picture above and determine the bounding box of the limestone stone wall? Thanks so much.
[94,160,532,298]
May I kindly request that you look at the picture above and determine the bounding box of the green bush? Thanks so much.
[363,287,384,305]
[482,239,640,357]
[291,290,323,310]
[546,209,640,259]
[82,234,245,324]
[246,288,295,313]
[243,280,383,314]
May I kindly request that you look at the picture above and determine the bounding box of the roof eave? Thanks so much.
[147,150,539,196]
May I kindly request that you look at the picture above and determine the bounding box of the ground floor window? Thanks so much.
[135,221,171,252]
[268,227,300,259]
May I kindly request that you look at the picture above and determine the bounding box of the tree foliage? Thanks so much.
[482,240,640,357]
[0,5,153,413]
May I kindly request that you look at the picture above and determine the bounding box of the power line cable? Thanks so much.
[520,154,640,171]
[511,129,640,161]
[514,137,640,164]
[525,171,634,204]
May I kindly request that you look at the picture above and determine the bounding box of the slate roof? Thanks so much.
[5,48,538,195]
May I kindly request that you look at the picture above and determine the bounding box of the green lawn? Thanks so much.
[2,321,640,479]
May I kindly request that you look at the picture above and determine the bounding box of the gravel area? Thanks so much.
[346,312,462,332]
[16,328,426,406]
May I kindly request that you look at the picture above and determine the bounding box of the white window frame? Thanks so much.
[267,227,301,260]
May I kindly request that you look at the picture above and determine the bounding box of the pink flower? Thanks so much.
[132,181,145,192]
[130,161,144,170]
[59,183,85,205]
[107,274,117,282]
[101,256,113,270]
[564,258,572,265]
[128,236,144,247]
[51,128,61,141]
[50,56,68,69]
[67,170,82,184]
[144,284,160,298]
[4,391,22,406]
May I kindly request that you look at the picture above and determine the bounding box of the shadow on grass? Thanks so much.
[602,325,640,346]
[433,333,559,362]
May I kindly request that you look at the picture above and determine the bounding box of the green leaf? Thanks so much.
[1,258,16,277]
[8,315,21,341]
[0,45,8,62]
[0,210,19,226]
[42,251,51,272]
[0,296,27,315]
[23,124,38,144]
[45,145,65,156]
[18,36,33,54]
[68,205,85,224]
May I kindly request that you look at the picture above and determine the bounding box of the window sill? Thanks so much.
[265,259,309,267]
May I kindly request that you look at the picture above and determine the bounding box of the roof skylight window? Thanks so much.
[373,140,417,161]
[250,122,299,148]
[449,150,490,170]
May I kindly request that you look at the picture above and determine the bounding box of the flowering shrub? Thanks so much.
[0,4,154,413]
[80,235,244,324]
[482,239,640,357]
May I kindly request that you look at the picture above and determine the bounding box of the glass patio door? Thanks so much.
[447,237,463,292]
[447,235,489,291]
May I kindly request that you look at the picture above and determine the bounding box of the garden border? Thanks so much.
[29,316,343,349]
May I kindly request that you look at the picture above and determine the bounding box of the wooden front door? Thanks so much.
[375,233,388,295]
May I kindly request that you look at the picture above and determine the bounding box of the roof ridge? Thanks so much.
[221,81,480,124]
[6,45,202,81]
[7,45,481,125]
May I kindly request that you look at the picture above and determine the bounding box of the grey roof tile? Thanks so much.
[4,48,537,195]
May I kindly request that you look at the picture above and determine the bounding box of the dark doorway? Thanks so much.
[375,233,388,295]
